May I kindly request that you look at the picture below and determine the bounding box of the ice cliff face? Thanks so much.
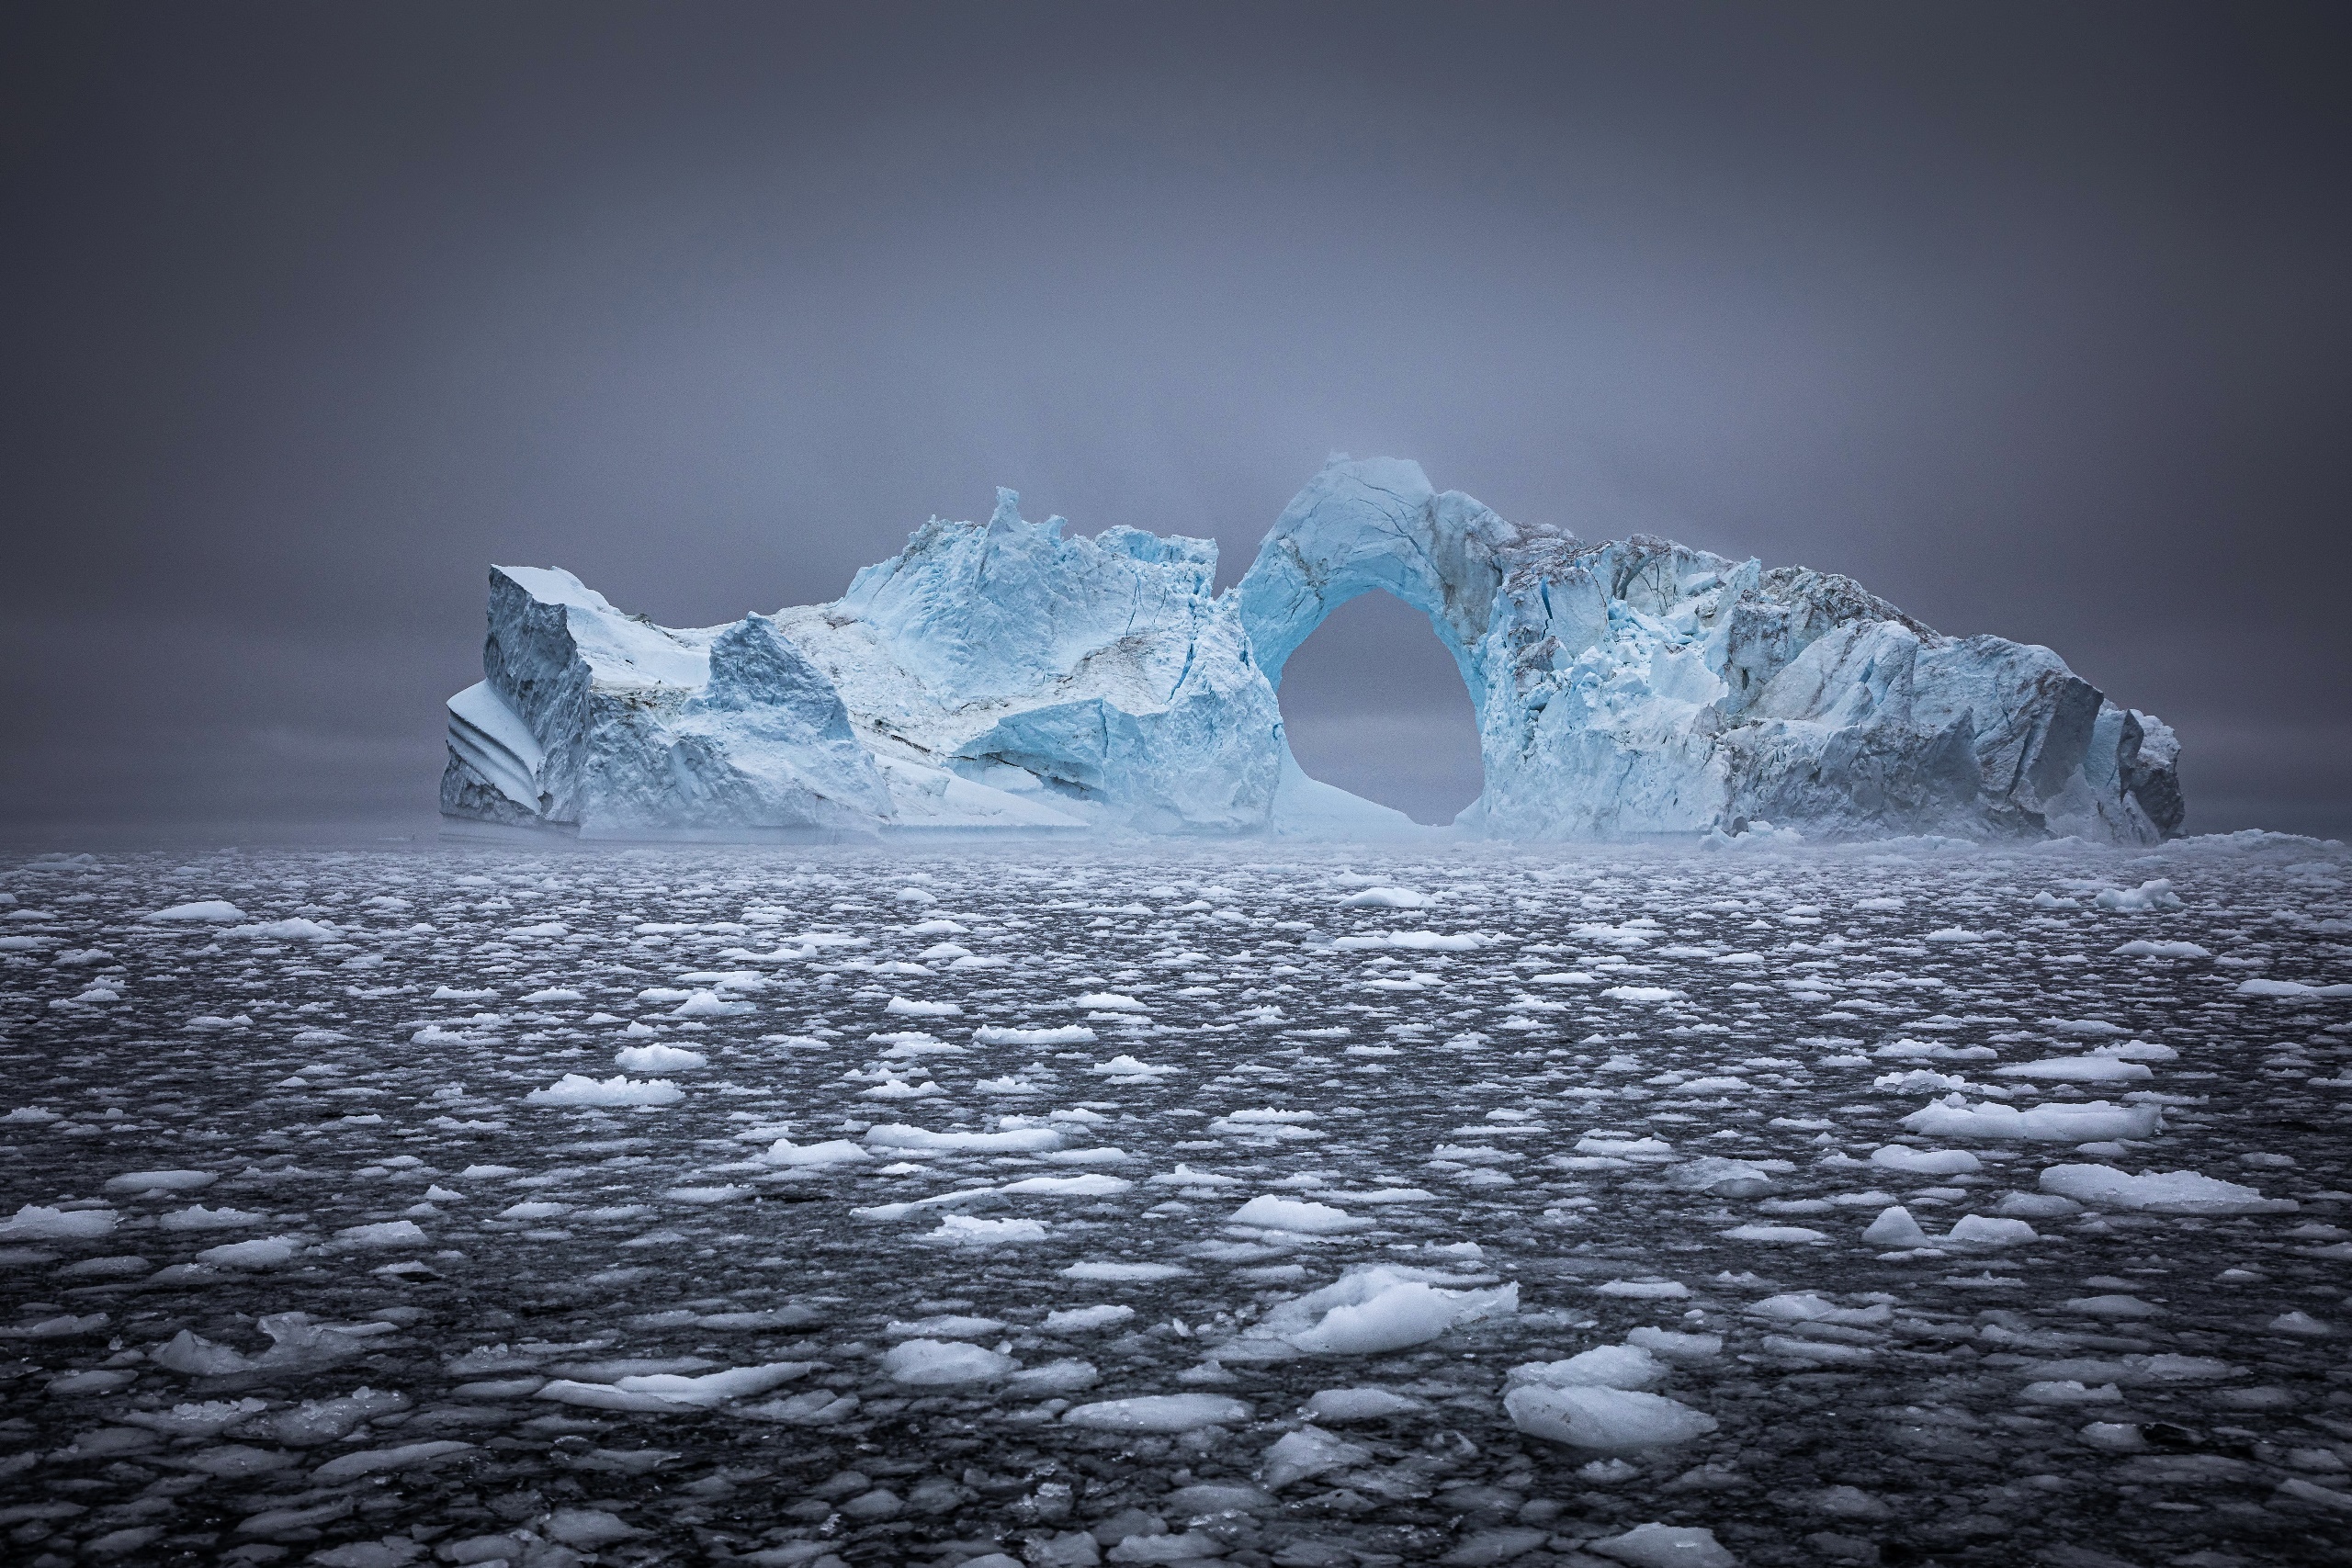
[443,458,2184,842]
[442,492,1286,837]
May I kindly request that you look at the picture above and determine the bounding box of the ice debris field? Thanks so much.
[2,833,2349,1568]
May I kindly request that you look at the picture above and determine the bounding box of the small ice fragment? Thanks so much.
[1229,1195,1366,1234]
[1623,1327,1721,1361]
[1860,1206,1931,1247]
[104,1169,217,1193]
[1062,1260,1189,1281]
[883,1339,1014,1386]
[1718,1224,1826,1243]
[1337,887,1431,908]
[763,1136,869,1167]
[2039,1164,2295,1215]
[1586,1522,1737,1567]
[1945,1214,2038,1247]
[526,1074,684,1107]
[973,1025,1096,1046]
[1302,1386,1429,1421]
[1507,1346,1668,1391]
[1045,1304,1136,1332]
[145,900,248,922]
[1277,1268,1518,1355]
[1062,1394,1250,1432]
[614,1043,707,1071]
[926,1215,1046,1245]
[1870,1145,1982,1176]
[1260,1424,1373,1488]
[1504,1386,1719,1451]
[865,1122,1063,1153]
[197,1236,300,1268]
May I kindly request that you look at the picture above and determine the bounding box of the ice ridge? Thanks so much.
[442,458,2184,842]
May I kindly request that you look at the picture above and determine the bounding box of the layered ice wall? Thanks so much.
[442,459,2184,842]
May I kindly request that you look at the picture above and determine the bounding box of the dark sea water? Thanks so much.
[2,837,2347,1568]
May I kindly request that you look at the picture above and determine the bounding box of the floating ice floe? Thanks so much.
[1045,1305,1136,1332]
[2236,977,2352,998]
[1089,1055,1175,1078]
[614,1043,707,1071]
[104,1168,217,1193]
[0,1203,119,1240]
[1261,1425,1373,1489]
[761,1136,869,1167]
[226,918,340,941]
[1503,1384,1718,1452]
[2038,1163,2297,1214]
[1901,1093,2162,1142]
[1062,1394,1250,1432]
[883,1339,1014,1386]
[1869,1145,1981,1176]
[537,1361,813,1412]
[925,1215,1047,1245]
[2113,939,2211,959]
[1303,1386,1430,1422]
[1862,1206,1933,1247]
[864,1122,1063,1153]
[1625,1327,1722,1361]
[1071,991,1147,1011]
[1507,1345,1669,1392]
[1210,1108,1321,1139]
[1061,1260,1189,1281]
[526,1074,684,1107]
[1337,887,1431,908]
[1992,1055,2154,1083]
[196,1236,300,1268]
[1241,1266,1519,1356]
[2095,878,2183,911]
[158,1204,265,1232]
[973,1024,1095,1045]
[1586,1522,1737,1567]
[144,901,248,923]
[1228,1196,1368,1235]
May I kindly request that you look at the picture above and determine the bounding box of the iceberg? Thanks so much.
[443,457,2184,841]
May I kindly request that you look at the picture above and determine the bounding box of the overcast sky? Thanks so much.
[4,2,2346,838]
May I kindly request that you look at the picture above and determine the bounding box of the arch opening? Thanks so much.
[1273,588,1485,826]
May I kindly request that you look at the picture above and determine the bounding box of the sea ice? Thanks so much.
[2039,1164,2297,1214]
[526,1073,684,1107]
[1586,1523,1738,1568]
[1901,1094,2162,1142]
[1503,1384,1719,1451]
[883,1340,1015,1386]
[1061,1395,1251,1433]
[1507,1345,1669,1391]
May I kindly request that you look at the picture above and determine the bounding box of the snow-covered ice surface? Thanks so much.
[3,833,2350,1568]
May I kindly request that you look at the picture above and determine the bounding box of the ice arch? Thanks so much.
[1235,457,1521,826]
[1272,587,1487,824]
[1235,457,1506,706]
